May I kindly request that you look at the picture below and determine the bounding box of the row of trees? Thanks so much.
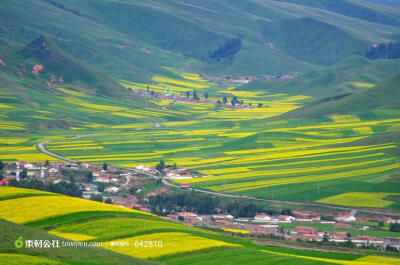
[8,178,82,197]
[147,190,286,218]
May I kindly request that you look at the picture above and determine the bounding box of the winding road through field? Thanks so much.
[35,135,400,217]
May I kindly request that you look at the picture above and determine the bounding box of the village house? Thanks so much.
[383,237,400,249]
[254,214,273,222]
[211,219,234,228]
[330,231,348,242]
[105,186,120,193]
[278,215,295,222]
[351,236,383,246]
[335,214,356,222]
[292,226,318,235]
[212,214,234,220]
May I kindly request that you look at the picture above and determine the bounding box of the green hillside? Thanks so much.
[1,0,400,79]
[241,56,400,97]
[283,73,400,118]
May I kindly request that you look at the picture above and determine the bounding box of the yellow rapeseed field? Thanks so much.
[49,232,97,241]
[317,192,396,208]
[103,232,238,259]
[0,187,54,199]
[222,228,250,234]
[0,195,152,224]
[209,163,400,192]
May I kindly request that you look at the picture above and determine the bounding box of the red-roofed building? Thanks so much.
[0,180,8,185]
[180,183,190,189]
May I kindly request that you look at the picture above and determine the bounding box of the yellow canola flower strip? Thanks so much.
[103,232,238,259]
[0,146,36,152]
[248,152,385,170]
[49,232,96,241]
[0,138,29,144]
[0,153,59,162]
[0,195,153,224]
[56,87,88,97]
[156,138,205,143]
[317,192,396,208]
[261,249,394,265]
[152,76,210,89]
[353,127,374,135]
[222,228,250,234]
[200,167,251,175]
[209,163,400,192]
[350,82,375,88]
[356,256,400,265]
[268,118,400,132]
[177,158,394,184]
[0,103,13,108]
[0,187,55,200]
[330,115,361,123]
[162,120,199,127]
[49,146,104,151]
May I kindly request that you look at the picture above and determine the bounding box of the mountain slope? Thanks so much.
[240,56,400,98]
[1,0,400,80]
[282,73,400,118]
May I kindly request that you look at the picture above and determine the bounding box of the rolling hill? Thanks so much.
[282,73,400,119]
[1,0,400,79]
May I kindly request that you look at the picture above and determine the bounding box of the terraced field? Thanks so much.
[1,67,400,211]
[1,187,399,264]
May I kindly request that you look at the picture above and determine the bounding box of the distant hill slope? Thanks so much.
[1,0,400,79]
[240,56,400,98]
[365,0,400,8]
[0,36,132,98]
[282,73,400,118]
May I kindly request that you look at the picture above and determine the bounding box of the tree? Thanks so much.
[156,160,165,173]
[105,198,113,204]
[90,194,103,202]
[204,92,209,100]
[98,183,105,192]
[193,89,199,100]
[231,96,238,106]
[223,96,227,104]
[186,91,190,98]
[102,162,108,171]
[129,187,137,195]
[147,85,150,92]
[0,160,3,171]
[0,171,3,181]
[45,160,50,167]
[85,172,93,183]
[20,169,27,179]
[258,103,263,108]
[322,233,330,243]
[172,162,178,170]
[389,223,400,232]
[178,215,184,221]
